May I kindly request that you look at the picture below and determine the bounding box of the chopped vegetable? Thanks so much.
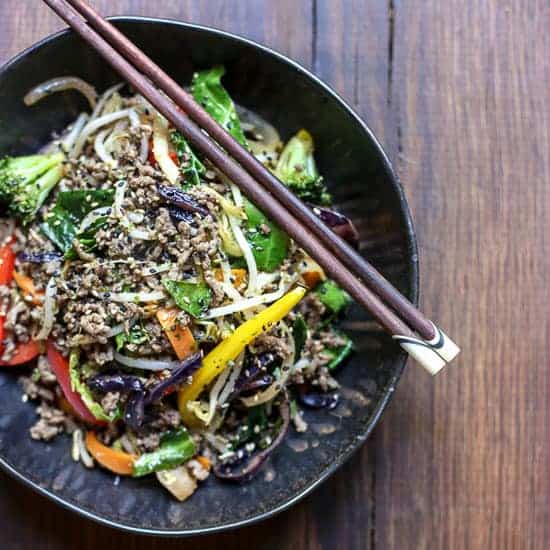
[133,428,196,477]
[163,280,212,318]
[0,239,15,358]
[298,386,339,409]
[47,341,101,424]
[13,271,44,305]
[115,322,149,352]
[156,466,197,502]
[292,315,308,361]
[275,130,331,206]
[315,280,352,314]
[0,153,65,224]
[41,189,114,253]
[214,268,247,290]
[156,184,209,217]
[0,340,41,366]
[69,349,121,422]
[85,431,136,475]
[192,66,247,146]
[326,333,354,370]
[179,286,307,425]
[87,373,143,394]
[243,200,289,272]
[156,308,197,359]
[313,206,359,248]
[170,130,205,187]
[153,115,180,185]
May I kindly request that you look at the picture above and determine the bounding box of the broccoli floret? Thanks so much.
[0,152,64,224]
[276,129,332,206]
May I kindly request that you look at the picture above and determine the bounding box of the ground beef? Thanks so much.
[100,391,121,415]
[29,401,73,441]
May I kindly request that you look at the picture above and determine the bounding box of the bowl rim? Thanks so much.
[0,15,419,537]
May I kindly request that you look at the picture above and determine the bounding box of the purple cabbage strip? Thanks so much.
[144,351,203,406]
[168,205,196,226]
[87,374,143,394]
[214,398,290,483]
[298,386,339,410]
[17,251,63,263]
[232,352,278,397]
[124,391,145,430]
[156,184,209,217]
[311,205,359,249]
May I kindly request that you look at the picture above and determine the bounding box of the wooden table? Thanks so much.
[0,1,546,548]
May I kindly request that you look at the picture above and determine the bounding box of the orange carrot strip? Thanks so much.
[301,270,324,289]
[214,268,247,290]
[196,455,211,470]
[85,431,136,476]
[156,308,197,360]
[13,271,44,306]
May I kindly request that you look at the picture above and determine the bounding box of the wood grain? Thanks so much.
[0,1,548,549]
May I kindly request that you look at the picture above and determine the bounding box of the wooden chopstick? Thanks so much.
[42,0,459,374]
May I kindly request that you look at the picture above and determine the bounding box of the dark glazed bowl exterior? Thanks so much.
[0,18,418,535]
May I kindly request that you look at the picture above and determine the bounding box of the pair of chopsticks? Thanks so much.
[42,0,459,375]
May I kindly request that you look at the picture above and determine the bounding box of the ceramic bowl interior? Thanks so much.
[0,17,418,535]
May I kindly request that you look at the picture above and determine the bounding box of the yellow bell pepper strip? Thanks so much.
[85,431,136,475]
[13,271,44,305]
[179,285,307,425]
[156,308,197,360]
[214,268,247,290]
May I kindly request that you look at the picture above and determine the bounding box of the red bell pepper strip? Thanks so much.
[0,239,15,357]
[0,340,41,366]
[46,341,102,424]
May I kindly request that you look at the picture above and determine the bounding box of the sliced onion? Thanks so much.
[153,115,179,185]
[106,323,125,338]
[139,134,149,163]
[229,216,257,296]
[63,113,89,152]
[90,83,124,122]
[114,351,180,371]
[204,364,232,426]
[112,179,127,219]
[36,276,57,340]
[127,211,144,224]
[129,228,154,241]
[79,206,112,233]
[236,104,281,156]
[24,77,98,109]
[218,352,245,407]
[72,109,138,158]
[219,258,242,301]
[109,290,165,303]
[94,128,116,166]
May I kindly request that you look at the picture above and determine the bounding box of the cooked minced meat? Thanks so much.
[0,73,355,501]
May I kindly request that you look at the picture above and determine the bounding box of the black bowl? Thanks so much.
[0,17,418,535]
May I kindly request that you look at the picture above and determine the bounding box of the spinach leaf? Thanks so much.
[170,130,205,187]
[69,349,122,422]
[115,322,149,351]
[315,280,352,314]
[163,280,213,318]
[192,66,247,146]
[276,129,331,206]
[244,199,289,272]
[64,216,108,260]
[292,315,308,361]
[325,333,354,370]
[41,189,114,253]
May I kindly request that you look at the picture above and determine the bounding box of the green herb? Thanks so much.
[315,280,352,314]
[69,349,122,422]
[231,405,269,449]
[292,315,308,361]
[192,66,247,146]
[275,130,331,206]
[41,189,114,253]
[115,322,149,351]
[163,280,213,318]
[325,333,354,370]
[244,199,289,272]
[170,130,205,187]
[133,428,196,477]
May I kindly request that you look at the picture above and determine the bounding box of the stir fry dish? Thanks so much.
[0,67,357,501]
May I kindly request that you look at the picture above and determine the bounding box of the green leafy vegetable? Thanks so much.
[292,315,308,361]
[133,428,196,477]
[325,333,354,370]
[192,66,247,146]
[163,280,213,318]
[275,130,331,205]
[243,199,289,272]
[170,130,205,187]
[69,349,121,422]
[0,153,65,224]
[230,405,269,449]
[315,280,352,314]
[41,189,114,253]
